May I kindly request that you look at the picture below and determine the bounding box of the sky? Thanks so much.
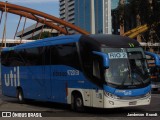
[111,0,119,9]
[0,0,59,39]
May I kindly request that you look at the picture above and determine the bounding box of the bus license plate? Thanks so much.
[129,101,137,105]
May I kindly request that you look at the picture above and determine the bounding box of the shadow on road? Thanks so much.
[1,87,159,117]
[1,95,148,117]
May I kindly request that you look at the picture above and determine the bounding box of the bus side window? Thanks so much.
[1,51,10,66]
[50,43,81,70]
[93,60,101,79]
[23,47,44,66]
[50,46,59,65]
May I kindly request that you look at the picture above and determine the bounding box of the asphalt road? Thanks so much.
[0,86,160,120]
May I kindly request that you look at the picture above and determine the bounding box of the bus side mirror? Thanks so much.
[145,51,160,67]
[92,51,109,69]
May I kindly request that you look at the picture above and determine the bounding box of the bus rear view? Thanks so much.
[1,34,151,111]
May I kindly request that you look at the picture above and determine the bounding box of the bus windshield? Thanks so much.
[102,47,150,86]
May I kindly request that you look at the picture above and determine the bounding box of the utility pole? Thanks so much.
[148,0,154,52]
[136,14,142,42]
[2,1,8,48]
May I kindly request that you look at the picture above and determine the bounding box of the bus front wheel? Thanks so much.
[71,93,84,112]
[17,88,24,103]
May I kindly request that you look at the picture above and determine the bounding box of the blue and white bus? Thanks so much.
[1,34,151,111]
[145,51,160,91]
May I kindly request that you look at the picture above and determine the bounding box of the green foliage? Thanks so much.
[115,0,160,42]
[124,0,160,25]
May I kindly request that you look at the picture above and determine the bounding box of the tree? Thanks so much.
[121,0,160,43]
[118,0,125,35]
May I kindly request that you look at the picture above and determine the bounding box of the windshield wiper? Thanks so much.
[132,74,144,84]
[131,67,145,84]
[121,77,126,86]
[121,60,134,86]
[121,71,144,86]
[120,70,130,86]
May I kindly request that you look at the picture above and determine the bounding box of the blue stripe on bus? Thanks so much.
[104,85,151,97]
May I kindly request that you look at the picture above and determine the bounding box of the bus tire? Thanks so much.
[71,93,84,112]
[17,88,25,104]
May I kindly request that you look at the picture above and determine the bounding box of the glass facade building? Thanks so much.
[94,0,103,34]
[59,0,112,34]
[59,0,75,25]
[74,0,91,33]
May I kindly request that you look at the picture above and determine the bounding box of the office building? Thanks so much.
[60,0,75,25]
[59,0,112,34]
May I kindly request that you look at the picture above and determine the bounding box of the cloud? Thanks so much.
[1,0,58,4]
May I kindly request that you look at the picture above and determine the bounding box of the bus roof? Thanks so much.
[88,34,140,48]
[2,34,81,51]
[2,34,140,52]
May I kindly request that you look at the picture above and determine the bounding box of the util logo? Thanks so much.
[4,67,20,87]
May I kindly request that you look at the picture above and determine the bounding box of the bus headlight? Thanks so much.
[144,92,151,97]
[104,91,120,99]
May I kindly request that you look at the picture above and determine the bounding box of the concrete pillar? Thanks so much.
[90,0,95,34]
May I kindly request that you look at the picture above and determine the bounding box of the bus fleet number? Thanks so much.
[67,70,79,76]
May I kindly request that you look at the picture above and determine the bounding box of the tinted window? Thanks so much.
[1,43,80,69]
[50,43,81,70]
[1,50,25,66]
[22,47,44,66]
[1,47,45,66]
[79,40,94,77]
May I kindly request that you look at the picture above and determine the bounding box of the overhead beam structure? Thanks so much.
[0,1,89,35]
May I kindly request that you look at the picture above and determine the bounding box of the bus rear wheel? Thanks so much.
[71,93,84,112]
[17,88,24,103]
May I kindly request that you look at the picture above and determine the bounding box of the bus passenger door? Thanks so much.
[92,59,104,108]
[92,89,104,108]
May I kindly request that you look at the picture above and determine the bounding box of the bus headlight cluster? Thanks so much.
[104,91,120,99]
[144,92,151,97]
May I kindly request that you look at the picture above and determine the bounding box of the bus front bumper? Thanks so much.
[103,95,151,108]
